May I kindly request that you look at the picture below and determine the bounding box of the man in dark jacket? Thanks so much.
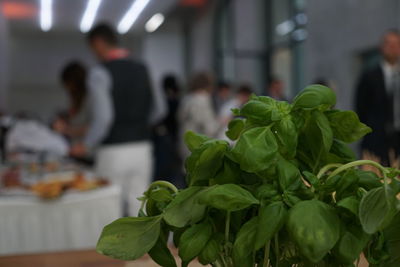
[355,30,400,164]
[70,24,153,216]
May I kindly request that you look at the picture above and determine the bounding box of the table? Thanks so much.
[0,249,208,267]
[0,185,122,255]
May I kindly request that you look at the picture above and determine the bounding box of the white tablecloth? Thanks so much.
[0,185,122,255]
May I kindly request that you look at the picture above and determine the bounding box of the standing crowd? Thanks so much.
[46,23,286,216]
[4,25,399,216]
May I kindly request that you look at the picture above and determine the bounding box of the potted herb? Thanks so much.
[96,85,400,267]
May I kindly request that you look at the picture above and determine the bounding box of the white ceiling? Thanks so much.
[3,0,179,34]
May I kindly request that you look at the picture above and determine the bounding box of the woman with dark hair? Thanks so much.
[54,61,90,145]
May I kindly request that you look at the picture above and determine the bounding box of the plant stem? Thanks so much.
[317,163,343,179]
[328,160,387,179]
[326,160,388,180]
[218,254,228,267]
[147,180,179,193]
[214,256,225,267]
[263,240,271,267]
[224,211,231,258]
[274,234,280,267]
[225,211,231,243]
[312,149,323,174]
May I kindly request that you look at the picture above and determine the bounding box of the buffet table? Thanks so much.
[0,184,122,256]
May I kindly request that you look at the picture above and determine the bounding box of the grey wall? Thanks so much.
[186,0,267,93]
[0,12,8,111]
[232,0,266,93]
[305,0,400,110]
[7,30,142,121]
[188,2,217,75]
[142,18,185,94]
[7,31,95,121]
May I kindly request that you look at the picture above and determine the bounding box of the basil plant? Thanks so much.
[97,85,400,267]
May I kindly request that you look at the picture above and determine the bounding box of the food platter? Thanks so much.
[0,161,108,199]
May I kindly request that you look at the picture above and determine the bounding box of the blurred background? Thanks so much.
[2,0,400,116]
[0,0,398,266]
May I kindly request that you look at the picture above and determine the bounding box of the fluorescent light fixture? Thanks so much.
[145,13,164,33]
[80,0,102,33]
[292,29,308,41]
[40,0,52,32]
[117,0,150,34]
[275,20,295,36]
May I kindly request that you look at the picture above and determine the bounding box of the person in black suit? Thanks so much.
[355,30,400,164]
[70,24,154,216]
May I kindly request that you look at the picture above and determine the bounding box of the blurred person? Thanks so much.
[213,81,232,113]
[161,75,181,142]
[178,72,220,159]
[70,23,153,216]
[219,84,252,125]
[355,30,400,164]
[152,75,184,187]
[54,61,90,144]
[218,84,252,140]
[267,77,287,101]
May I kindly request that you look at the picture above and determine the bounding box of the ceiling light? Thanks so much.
[145,13,164,33]
[40,0,52,32]
[117,0,150,34]
[292,29,308,41]
[80,0,102,33]
[275,20,295,36]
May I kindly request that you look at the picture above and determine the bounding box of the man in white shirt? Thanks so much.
[355,30,400,164]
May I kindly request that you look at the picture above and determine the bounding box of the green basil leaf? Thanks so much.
[314,110,333,152]
[286,200,340,263]
[319,174,341,193]
[198,184,259,211]
[274,115,298,158]
[300,111,333,169]
[328,139,356,163]
[185,140,228,186]
[276,157,302,191]
[178,221,213,262]
[230,126,278,173]
[333,224,370,264]
[96,216,161,260]
[226,118,245,140]
[382,212,400,267]
[214,156,242,185]
[293,84,336,110]
[240,99,281,124]
[255,184,279,201]
[302,171,319,188]
[283,191,302,207]
[337,196,360,216]
[184,131,211,152]
[233,217,258,267]
[146,198,162,216]
[198,237,221,265]
[149,188,173,202]
[359,186,397,234]
[148,237,177,267]
[336,169,359,199]
[326,110,372,143]
[163,187,206,228]
[172,227,186,247]
[255,201,287,250]
[357,170,382,190]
